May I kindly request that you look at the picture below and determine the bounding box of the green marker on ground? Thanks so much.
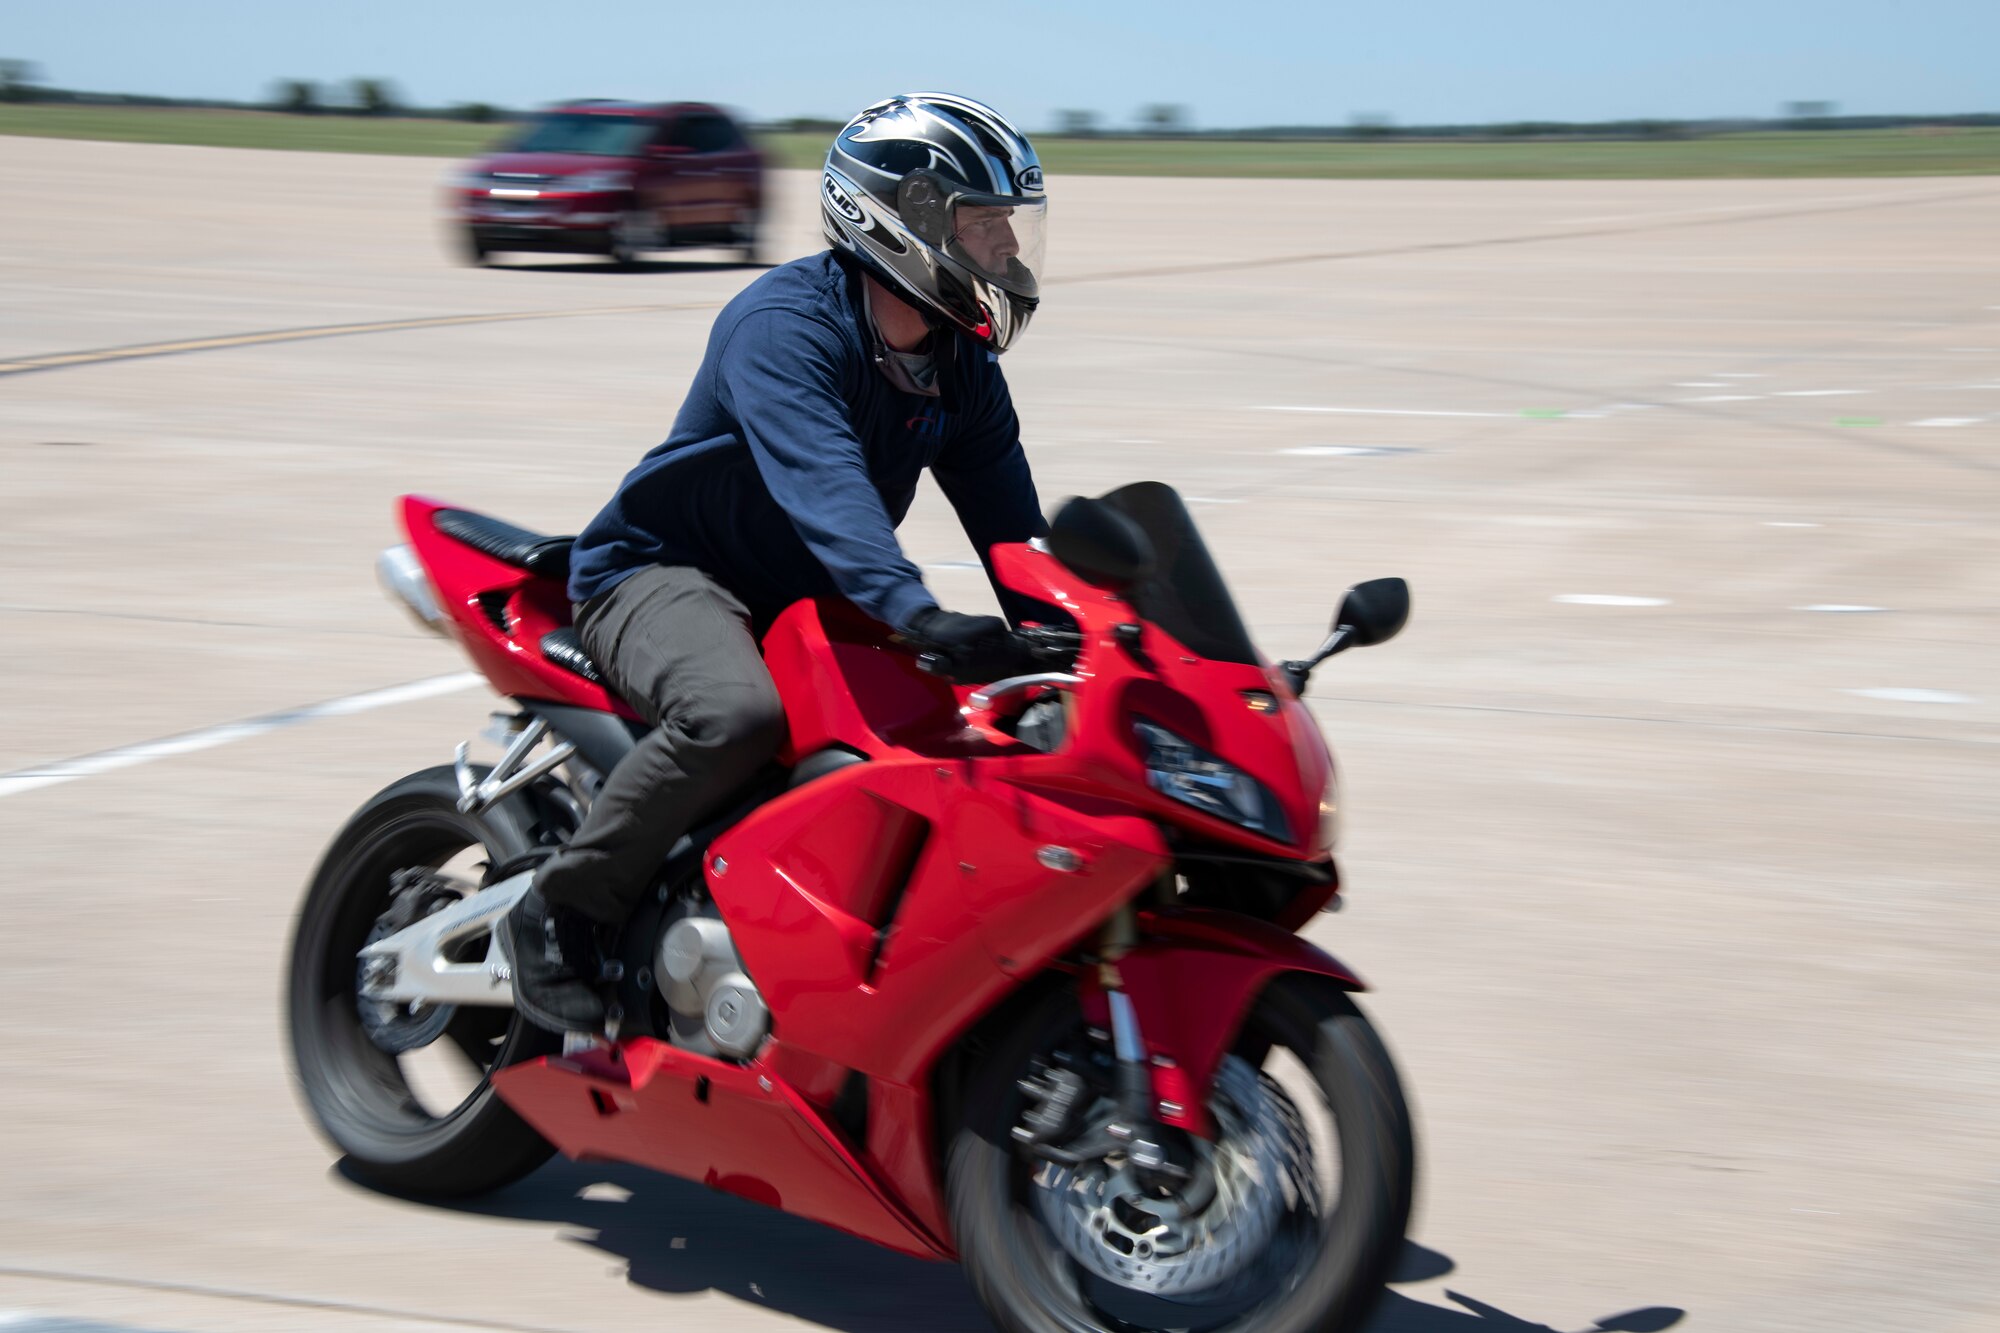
[1522,408,1566,418]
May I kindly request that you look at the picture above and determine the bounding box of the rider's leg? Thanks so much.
[503,566,785,1033]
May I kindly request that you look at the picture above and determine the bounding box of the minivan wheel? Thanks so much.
[608,209,653,268]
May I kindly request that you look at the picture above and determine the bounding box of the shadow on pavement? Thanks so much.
[338,1156,989,1331]
[342,1162,1684,1333]
[1371,1245,1685,1332]
[487,257,774,276]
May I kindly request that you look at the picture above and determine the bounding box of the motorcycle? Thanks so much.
[288,480,1415,1333]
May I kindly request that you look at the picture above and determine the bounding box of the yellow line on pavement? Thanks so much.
[0,300,724,377]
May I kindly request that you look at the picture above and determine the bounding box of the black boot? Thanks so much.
[499,886,608,1035]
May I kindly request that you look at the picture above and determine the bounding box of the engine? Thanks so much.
[653,900,769,1059]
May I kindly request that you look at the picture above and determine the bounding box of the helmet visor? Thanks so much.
[943,196,1046,299]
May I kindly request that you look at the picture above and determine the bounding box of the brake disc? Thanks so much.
[1031,1055,1318,1299]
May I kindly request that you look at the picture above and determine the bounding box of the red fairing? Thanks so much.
[405,491,1362,1255]
[491,1038,949,1258]
[399,495,640,718]
[1110,910,1366,1137]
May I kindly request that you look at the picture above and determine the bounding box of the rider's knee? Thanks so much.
[686,680,786,761]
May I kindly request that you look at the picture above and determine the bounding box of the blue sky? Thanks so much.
[7,0,1996,129]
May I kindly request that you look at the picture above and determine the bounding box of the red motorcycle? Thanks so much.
[288,482,1414,1333]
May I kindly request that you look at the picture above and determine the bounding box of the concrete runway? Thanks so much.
[1,135,1996,1332]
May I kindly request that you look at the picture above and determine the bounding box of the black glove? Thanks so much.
[903,607,1038,682]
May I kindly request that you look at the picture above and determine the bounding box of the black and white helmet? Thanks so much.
[822,92,1046,354]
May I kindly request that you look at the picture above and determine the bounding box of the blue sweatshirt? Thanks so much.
[567,252,1047,631]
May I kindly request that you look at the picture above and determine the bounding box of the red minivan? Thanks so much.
[451,100,765,267]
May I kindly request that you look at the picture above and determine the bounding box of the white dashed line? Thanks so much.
[1911,418,1983,427]
[1773,389,1870,397]
[1796,604,1887,613]
[1280,445,1415,457]
[1846,688,1975,705]
[1677,394,1761,402]
[1553,594,1671,607]
[1765,521,1822,528]
[0,673,483,800]
[923,560,983,571]
[1256,405,1515,419]
[1714,373,1766,379]
[1674,381,1728,388]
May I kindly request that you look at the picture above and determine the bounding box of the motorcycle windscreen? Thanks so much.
[1098,482,1260,666]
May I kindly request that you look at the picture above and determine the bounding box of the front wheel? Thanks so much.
[287,765,562,1197]
[949,977,1414,1333]
[607,208,654,268]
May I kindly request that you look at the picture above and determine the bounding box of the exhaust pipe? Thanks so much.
[377,544,448,636]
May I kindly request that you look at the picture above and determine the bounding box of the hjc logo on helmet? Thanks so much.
[823,174,866,224]
[1016,165,1044,193]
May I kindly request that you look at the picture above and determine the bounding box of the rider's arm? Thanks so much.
[932,360,1054,627]
[716,308,938,632]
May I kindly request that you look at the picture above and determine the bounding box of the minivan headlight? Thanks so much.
[1133,718,1292,841]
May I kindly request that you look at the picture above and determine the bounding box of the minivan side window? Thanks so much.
[666,115,741,155]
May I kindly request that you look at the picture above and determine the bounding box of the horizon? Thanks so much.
[5,0,1998,134]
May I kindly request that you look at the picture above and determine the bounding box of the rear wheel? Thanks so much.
[459,229,491,266]
[287,765,561,1197]
[949,977,1413,1333]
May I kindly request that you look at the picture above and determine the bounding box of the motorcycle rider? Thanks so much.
[499,93,1054,1034]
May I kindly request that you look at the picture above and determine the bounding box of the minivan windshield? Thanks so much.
[506,113,655,157]
[1097,482,1260,666]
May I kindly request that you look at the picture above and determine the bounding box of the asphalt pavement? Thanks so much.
[2,135,1997,1332]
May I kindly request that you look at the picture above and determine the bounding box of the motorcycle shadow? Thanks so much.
[1369,1245,1685,1333]
[340,1156,991,1331]
[340,1161,1685,1333]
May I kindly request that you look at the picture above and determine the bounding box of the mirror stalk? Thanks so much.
[1280,626,1354,696]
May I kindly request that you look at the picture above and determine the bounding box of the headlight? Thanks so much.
[1317,779,1340,851]
[568,170,633,193]
[1133,718,1292,841]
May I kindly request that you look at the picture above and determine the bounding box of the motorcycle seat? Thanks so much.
[542,627,603,684]
[433,508,574,581]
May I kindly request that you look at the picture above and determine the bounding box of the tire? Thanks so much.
[286,765,562,1197]
[948,976,1414,1333]
[460,229,492,266]
[734,207,764,264]
[608,209,652,269]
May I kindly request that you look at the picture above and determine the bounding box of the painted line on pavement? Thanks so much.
[0,301,723,379]
[0,673,483,800]
[1554,594,1671,607]
[1257,405,1518,419]
[1847,687,1976,704]
[0,1265,573,1333]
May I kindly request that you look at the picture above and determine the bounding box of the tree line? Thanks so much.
[4,61,1996,139]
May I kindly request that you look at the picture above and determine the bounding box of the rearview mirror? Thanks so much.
[1280,576,1412,695]
[1047,496,1156,592]
[1333,577,1410,647]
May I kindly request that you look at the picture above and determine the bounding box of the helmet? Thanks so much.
[822,92,1046,353]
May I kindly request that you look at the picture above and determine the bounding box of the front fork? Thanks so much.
[1097,901,1157,1124]
[1086,897,1194,1175]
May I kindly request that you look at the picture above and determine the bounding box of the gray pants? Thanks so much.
[533,566,785,925]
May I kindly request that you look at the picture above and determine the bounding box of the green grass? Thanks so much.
[0,106,510,157]
[3,106,1997,178]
